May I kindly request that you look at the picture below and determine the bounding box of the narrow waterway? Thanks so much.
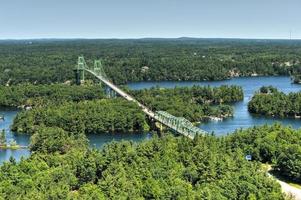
[0,107,30,164]
[128,76,301,135]
[1,76,301,163]
[0,108,151,164]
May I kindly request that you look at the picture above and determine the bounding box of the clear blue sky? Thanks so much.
[1,0,300,39]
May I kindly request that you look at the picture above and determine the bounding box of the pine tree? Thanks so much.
[0,130,6,146]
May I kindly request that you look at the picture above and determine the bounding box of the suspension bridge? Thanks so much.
[74,56,207,139]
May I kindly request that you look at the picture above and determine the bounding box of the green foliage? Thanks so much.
[0,130,6,146]
[12,99,148,135]
[130,85,243,121]
[10,85,243,134]
[130,85,243,105]
[0,154,78,199]
[9,139,17,147]
[292,74,301,84]
[276,145,301,183]
[68,183,105,200]
[0,83,105,107]
[0,133,284,199]
[0,39,300,85]
[29,126,88,154]
[226,124,301,182]
[248,86,301,117]
[290,66,301,84]
[1,39,299,199]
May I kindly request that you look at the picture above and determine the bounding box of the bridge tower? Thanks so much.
[93,59,116,98]
[74,56,116,97]
[93,60,108,79]
[74,56,86,85]
[72,56,206,139]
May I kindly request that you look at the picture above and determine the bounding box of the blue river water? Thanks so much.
[128,76,301,135]
[0,107,31,163]
[0,76,301,164]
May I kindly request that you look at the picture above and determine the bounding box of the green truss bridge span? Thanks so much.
[74,56,207,139]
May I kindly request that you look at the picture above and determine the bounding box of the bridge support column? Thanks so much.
[74,69,83,85]
[105,86,117,98]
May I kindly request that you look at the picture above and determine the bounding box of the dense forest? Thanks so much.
[0,84,105,107]
[248,86,301,117]
[129,85,243,121]
[1,39,301,85]
[0,125,291,199]
[1,38,301,198]
[227,124,301,183]
[12,99,149,134]
[130,85,243,105]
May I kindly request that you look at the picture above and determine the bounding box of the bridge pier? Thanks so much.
[74,69,83,85]
[73,56,205,140]
[105,86,117,98]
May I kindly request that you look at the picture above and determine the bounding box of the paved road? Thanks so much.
[85,69,201,139]
[266,165,301,200]
[275,178,301,200]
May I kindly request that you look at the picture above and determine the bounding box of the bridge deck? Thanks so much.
[86,69,155,117]
[85,68,206,139]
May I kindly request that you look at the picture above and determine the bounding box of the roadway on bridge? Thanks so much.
[86,69,155,118]
[84,67,206,139]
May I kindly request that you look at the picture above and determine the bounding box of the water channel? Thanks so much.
[1,76,301,163]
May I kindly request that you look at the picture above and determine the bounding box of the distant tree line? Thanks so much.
[1,39,301,85]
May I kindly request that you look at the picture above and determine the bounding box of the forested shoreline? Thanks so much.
[7,84,243,134]
[1,39,301,85]
[1,39,301,199]
[248,86,301,118]
[129,85,243,121]
[1,124,297,199]
[12,99,149,134]
[0,84,105,107]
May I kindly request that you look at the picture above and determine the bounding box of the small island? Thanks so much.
[248,86,301,118]
[291,74,301,84]
[290,66,301,84]
[0,129,25,150]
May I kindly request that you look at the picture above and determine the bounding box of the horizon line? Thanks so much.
[0,36,301,41]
